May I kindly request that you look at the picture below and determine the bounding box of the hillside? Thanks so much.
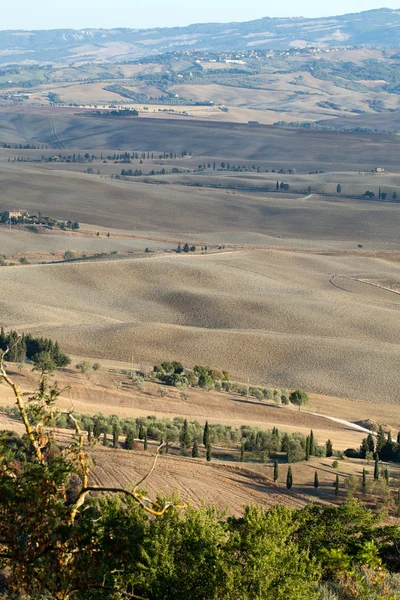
[1,9,400,64]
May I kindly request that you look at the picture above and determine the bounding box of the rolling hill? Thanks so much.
[1,9,400,64]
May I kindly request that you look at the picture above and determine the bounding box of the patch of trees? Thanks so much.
[0,328,70,368]
[1,353,400,598]
[88,108,139,117]
[152,361,311,411]
[356,427,400,464]
[0,211,79,231]
[1,419,400,599]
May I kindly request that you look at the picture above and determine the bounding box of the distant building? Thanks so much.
[374,167,386,173]
[7,210,24,220]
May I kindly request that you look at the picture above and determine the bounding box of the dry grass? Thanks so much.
[0,248,399,403]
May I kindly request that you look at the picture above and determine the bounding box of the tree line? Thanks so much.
[0,328,70,368]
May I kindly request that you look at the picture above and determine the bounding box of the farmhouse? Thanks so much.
[374,167,386,173]
[6,210,25,220]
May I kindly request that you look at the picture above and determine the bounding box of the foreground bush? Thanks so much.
[1,358,399,599]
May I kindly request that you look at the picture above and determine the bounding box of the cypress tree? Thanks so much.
[87,425,92,444]
[384,467,389,485]
[273,459,279,482]
[144,431,148,451]
[376,426,386,455]
[192,439,199,458]
[360,437,369,459]
[374,456,379,481]
[367,433,375,454]
[180,419,191,449]
[125,429,134,450]
[203,421,210,447]
[397,432,400,445]
[334,474,339,497]
[138,424,145,440]
[206,443,212,462]
[388,431,393,444]
[305,436,310,461]
[326,439,333,457]
[286,466,293,489]
[281,432,290,453]
[102,431,108,447]
[309,430,315,455]
[276,181,279,190]
[112,423,120,449]
[362,468,367,494]
[240,443,244,462]
[314,471,319,489]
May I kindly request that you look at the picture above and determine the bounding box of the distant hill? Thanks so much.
[1,8,400,64]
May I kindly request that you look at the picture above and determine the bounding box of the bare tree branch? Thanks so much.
[0,349,44,463]
[133,441,165,492]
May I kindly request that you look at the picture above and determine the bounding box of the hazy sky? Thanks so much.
[3,0,400,30]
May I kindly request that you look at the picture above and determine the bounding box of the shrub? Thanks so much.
[332,460,339,468]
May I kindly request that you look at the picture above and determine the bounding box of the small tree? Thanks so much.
[334,474,339,497]
[273,459,279,482]
[203,421,210,447]
[32,352,57,375]
[289,389,309,411]
[374,456,380,481]
[314,471,319,489]
[63,250,75,261]
[206,443,212,462]
[336,184,342,194]
[286,466,293,490]
[326,439,333,457]
[125,428,134,450]
[180,419,191,450]
[112,423,121,449]
[192,439,199,458]
[240,443,244,463]
[384,467,389,485]
[144,431,148,451]
[362,468,367,494]
[305,437,310,461]
[309,430,315,455]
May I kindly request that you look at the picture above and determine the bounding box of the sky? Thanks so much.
[2,0,400,30]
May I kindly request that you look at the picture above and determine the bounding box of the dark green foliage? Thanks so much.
[144,431,148,451]
[376,425,386,455]
[314,471,319,489]
[309,430,315,455]
[112,423,121,448]
[206,443,212,462]
[305,436,310,461]
[125,428,135,450]
[334,475,339,496]
[362,468,367,493]
[286,466,293,489]
[384,467,390,485]
[0,328,70,367]
[240,443,245,462]
[374,456,380,481]
[1,422,400,600]
[203,420,210,447]
[192,439,199,458]
[273,459,279,482]
[180,419,191,450]
[289,389,309,410]
[326,439,333,457]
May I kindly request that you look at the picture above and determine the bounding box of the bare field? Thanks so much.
[1,248,400,403]
[1,165,400,246]
[0,108,399,171]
